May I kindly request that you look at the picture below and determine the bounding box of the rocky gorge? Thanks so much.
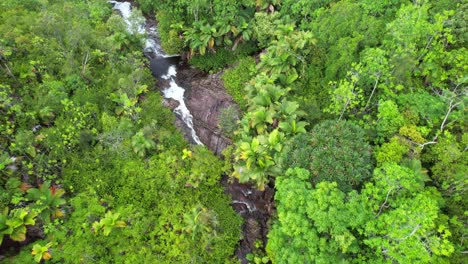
[161,57,276,263]
[173,69,233,156]
[166,63,274,264]
[110,1,275,263]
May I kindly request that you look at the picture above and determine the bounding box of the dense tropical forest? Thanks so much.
[0,0,466,263]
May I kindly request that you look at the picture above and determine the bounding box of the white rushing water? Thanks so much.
[109,1,144,34]
[109,1,162,55]
[109,1,203,145]
[232,200,257,213]
[145,27,174,58]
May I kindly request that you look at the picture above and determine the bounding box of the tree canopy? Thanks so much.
[1,0,466,263]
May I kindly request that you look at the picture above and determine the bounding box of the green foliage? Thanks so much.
[376,99,405,142]
[92,211,127,236]
[26,181,66,223]
[429,132,468,204]
[253,12,281,48]
[397,91,447,129]
[375,136,410,165]
[2,0,467,262]
[424,132,467,262]
[1,208,37,243]
[222,57,257,109]
[360,163,454,263]
[267,164,455,263]
[43,99,97,157]
[10,129,36,157]
[183,205,219,248]
[449,2,468,48]
[232,25,315,188]
[257,25,316,86]
[326,65,364,119]
[267,168,357,263]
[0,178,67,247]
[1,1,241,262]
[280,120,372,192]
[184,20,219,56]
[131,130,156,157]
[189,48,237,73]
[149,0,256,55]
[57,142,239,262]
[218,106,240,138]
[246,240,270,264]
[155,11,185,54]
[31,242,53,262]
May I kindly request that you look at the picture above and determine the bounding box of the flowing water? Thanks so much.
[109,3,272,262]
[109,1,203,145]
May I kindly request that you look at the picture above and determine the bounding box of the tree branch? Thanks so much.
[339,98,350,121]
[406,139,438,150]
[0,59,20,84]
[398,225,421,241]
[81,51,90,76]
[363,74,381,113]
[439,99,462,133]
[416,35,434,62]
[376,188,394,218]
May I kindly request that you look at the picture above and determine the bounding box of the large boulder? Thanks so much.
[178,68,234,156]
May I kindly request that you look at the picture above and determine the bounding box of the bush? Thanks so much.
[135,0,157,14]
[218,106,240,138]
[221,57,256,109]
[189,41,258,74]
[280,120,372,192]
[189,49,237,73]
[375,136,409,165]
[157,11,184,54]
[234,41,260,57]
[253,12,281,48]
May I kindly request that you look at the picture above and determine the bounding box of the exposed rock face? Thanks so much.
[162,98,180,110]
[175,67,275,263]
[177,67,234,156]
[223,177,275,264]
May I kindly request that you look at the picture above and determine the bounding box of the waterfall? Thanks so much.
[109,1,203,145]
[232,200,257,213]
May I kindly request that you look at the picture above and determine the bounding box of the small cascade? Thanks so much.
[109,1,203,145]
[232,200,257,213]
[161,66,203,145]
[108,1,144,34]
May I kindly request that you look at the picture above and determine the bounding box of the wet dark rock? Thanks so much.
[245,217,261,246]
[169,66,275,262]
[0,225,44,258]
[142,11,274,264]
[163,98,180,111]
[222,177,275,264]
[176,67,234,156]
[149,56,181,77]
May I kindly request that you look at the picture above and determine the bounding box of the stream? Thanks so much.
[109,2,274,263]
[110,0,203,145]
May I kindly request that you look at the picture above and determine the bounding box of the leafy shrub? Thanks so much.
[157,11,184,54]
[234,41,260,57]
[253,12,281,48]
[218,106,240,138]
[189,49,237,73]
[139,92,175,131]
[189,40,258,74]
[280,120,372,192]
[221,57,256,109]
[135,0,157,14]
[377,99,405,143]
[375,136,409,165]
